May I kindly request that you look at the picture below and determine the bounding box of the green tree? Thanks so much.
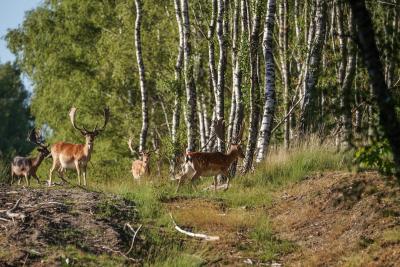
[0,62,32,157]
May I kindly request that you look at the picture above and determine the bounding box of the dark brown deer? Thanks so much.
[176,120,245,192]
[49,107,109,186]
[11,128,50,186]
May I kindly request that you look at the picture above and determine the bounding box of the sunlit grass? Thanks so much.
[3,138,353,264]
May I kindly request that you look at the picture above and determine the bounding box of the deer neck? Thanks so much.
[226,149,238,164]
[32,153,46,169]
[84,138,94,158]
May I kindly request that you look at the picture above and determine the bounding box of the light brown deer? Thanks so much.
[11,128,50,186]
[176,120,245,192]
[48,107,109,186]
[128,138,150,179]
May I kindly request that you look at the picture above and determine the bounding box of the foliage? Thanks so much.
[0,62,32,157]
[354,139,396,175]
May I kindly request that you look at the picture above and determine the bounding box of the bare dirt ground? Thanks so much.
[269,171,400,266]
[0,187,140,266]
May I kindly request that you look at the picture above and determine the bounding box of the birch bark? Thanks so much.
[135,0,148,152]
[255,0,277,163]
[181,0,197,152]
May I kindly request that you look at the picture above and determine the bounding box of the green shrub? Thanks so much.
[354,139,395,175]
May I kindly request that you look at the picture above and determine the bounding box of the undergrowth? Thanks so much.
[8,141,352,265]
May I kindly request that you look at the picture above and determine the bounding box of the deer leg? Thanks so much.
[25,174,30,186]
[74,161,81,185]
[49,160,58,186]
[33,173,40,184]
[82,165,87,186]
[214,175,218,192]
[190,172,199,192]
[10,171,14,185]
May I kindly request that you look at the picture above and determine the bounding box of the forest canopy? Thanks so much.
[5,0,400,174]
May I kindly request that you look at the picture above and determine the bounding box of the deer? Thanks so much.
[11,128,50,186]
[48,107,109,186]
[176,120,245,193]
[128,138,151,179]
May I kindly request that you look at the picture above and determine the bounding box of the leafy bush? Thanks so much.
[354,139,396,175]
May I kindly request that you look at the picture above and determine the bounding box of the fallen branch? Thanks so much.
[124,223,142,255]
[5,198,25,220]
[0,217,10,223]
[169,213,219,241]
[97,245,139,263]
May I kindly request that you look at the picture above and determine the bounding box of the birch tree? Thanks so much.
[339,7,356,150]
[135,0,148,152]
[243,0,262,173]
[215,0,227,152]
[181,0,197,152]
[278,0,290,149]
[255,0,277,163]
[299,0,327,136]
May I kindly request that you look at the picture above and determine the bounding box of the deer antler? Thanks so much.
[27,128,48,148]
[214,119,226,143]
[69,107,86,135]
[94,107,110,132]
[236,122,245,144]
[128,137,136,154]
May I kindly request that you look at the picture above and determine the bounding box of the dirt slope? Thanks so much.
[0,171,398,266]
[0,187,140,266]
[269,171,400,266]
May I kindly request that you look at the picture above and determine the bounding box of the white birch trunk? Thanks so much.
[135,0,148,152]
[242,0,262,173]
[181,0,197,152]
[255,0,277,163]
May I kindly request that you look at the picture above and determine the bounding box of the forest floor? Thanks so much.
[0,171,399,266]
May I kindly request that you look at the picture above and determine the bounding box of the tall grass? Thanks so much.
[15,139,352,265]
[0,158,10,184]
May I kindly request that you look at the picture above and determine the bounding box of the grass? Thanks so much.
[4,140,352,265]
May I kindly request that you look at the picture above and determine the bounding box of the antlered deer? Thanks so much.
[128,138,150,179]
[11,128,50,186]
[176,120,245,192]
[48,107,109,186]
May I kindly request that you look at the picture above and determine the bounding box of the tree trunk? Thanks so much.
[349,0,400,176]
[216,0,227,152]
[242,0,262,173]
[134,0,148,152]
[181,0,197,152]
[299,0,327,136]
[255,0,277,163]
[279,0,290,150]
[170,0,184,175]
[340,8,356,150]
[229,0,246,177]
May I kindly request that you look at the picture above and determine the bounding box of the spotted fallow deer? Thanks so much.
[11,128,50,186]
[48,107,109,186]
[128,138,150,179]
[176,120,245,192]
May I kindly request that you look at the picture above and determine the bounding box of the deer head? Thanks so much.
[128,137,152,162]
[214,119,245,156]
[27,128,50,157]
[69,107,110,144]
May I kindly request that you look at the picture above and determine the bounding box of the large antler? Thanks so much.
[128,137,136,154]
[27,128,48,148]
[94,107,110,133]
[236,122,245,144]
[69,107,86,135]
[214,119,226,143]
